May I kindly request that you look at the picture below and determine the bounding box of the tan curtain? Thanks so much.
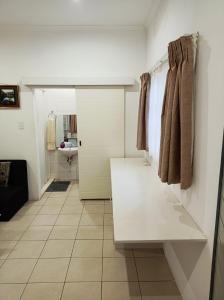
[158,36,193,189]
[137,73,151,151]
[70,114,77,134]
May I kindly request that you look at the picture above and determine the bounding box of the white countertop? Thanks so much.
[110,158,206,243]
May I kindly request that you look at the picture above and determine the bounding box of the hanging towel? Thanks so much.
[47,118,56,150]
[70,114,77,134]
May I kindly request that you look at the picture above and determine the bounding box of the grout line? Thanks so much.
[59,187,84,300]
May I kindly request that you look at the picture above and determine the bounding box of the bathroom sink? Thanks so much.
[58,147,78,158]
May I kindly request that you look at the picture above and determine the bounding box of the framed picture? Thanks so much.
[0,85,20,108]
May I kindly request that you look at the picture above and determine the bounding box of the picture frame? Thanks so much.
[0,85,20,108]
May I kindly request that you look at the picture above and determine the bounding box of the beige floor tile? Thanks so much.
[61,204,83,214]
[49,226,77,240]
[133,248,164,257]
[77,226,103,239]
[104,202,113,213]
[0,284,25,300]
[32,215,58,226]
[9,241,45,259]
[73,240,103,257]
[102,282,141,300]
[45,198,65,206]
[103,258,138,281]
[0,241,17,259]
[39,206,62,215]
[104,214,113,225]
[29,258,69,283]
[103,240,133,258]
[21,226,52,241]
[0,260,5,267]
[135,257,173,281]
[103,226,114,239]
[21,283,63,300]
[64,197,82,205]
[0,229,24,241]
[49,192,68,198]
[68,190,79,197]
[62,282,101,300]
[66,258,102,282]
[41,240,74,258]
[55,214,81,226]
[1,216,35,230]
[84,200,105,205]
[140,282,182,300]
[17,205,42,216]
[83,204,104,214]
[0,259,37,283]
[80,214,104,226]
[26,198,46,206]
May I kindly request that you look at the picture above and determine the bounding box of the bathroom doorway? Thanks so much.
[33,88,78,196]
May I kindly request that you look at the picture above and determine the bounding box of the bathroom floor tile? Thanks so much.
[66,258,102,282]
[140,281,182,300]
[49,226,77,240]
[21,283,63,300]
[0,284,26,300]
[103,240,133,258]
[104,214,113,225]
[80,213,104,226]
[83,204,104,214]
[21,226,52,241]
[32,215,58,226]
[1,216,35,230]
[76,226,103,239]
[103,257,138,282]
[8,241,45,259]
[102,282,141,300]
[29,258,69,283]
[135,257,173,281]
[103,226,114,239]
[49,192,68,198]
[55,214,81,226]
[26,198,47,206]
[0,241,17,259]
[84,200,105,205]
[39,205,62,215]
[41,240,74,258]
[0,259,37,283]
[62,282,101,300]
[72,240,103,257]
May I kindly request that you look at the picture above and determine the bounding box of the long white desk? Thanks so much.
[110,158,206,243]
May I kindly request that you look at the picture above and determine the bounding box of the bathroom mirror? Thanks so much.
[56,114,77,147]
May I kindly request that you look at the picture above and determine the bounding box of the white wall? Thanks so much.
[0,28,146,199]
[146,1,224,299]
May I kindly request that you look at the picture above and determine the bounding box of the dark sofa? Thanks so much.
[0,160,28,221]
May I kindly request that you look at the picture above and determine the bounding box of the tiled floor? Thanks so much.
[0,182,182,300]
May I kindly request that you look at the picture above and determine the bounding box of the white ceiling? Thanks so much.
[0,0,154,27]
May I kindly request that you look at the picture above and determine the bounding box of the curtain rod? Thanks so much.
[149,32,199,75]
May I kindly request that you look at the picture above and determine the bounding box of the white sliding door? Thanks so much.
[76,87,124,199]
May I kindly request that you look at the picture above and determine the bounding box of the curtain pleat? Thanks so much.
[158,36,193,189]
[137,73,151,151]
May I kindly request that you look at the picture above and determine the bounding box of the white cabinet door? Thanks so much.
[76,87,124,199]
